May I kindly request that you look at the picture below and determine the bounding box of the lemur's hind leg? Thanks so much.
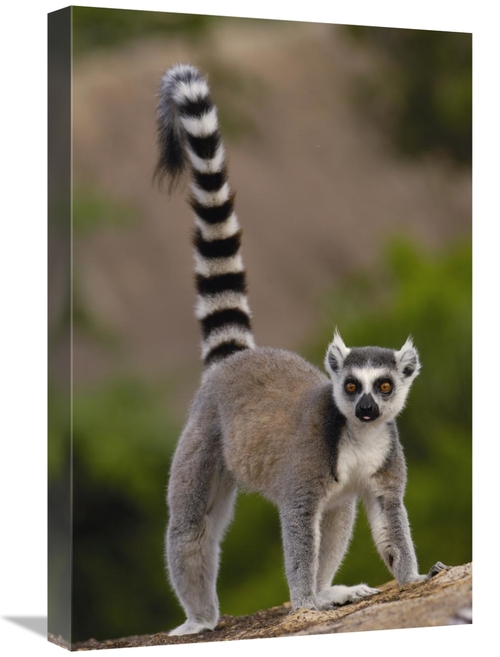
[166,424,237,636]
[317,500,379,607]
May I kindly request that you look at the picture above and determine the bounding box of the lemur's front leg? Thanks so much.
[364,491,447,585]
[279,496,323,610]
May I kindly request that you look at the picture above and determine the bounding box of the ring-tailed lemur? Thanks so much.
[156,63,446,637]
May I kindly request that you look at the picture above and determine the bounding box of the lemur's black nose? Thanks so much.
[355,394,380,421]
[358,394,375,411]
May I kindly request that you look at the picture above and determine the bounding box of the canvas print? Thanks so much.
[48,6,472,650]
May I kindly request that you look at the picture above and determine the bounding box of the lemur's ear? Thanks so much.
[395,336,421,379]
[324,330,350,378]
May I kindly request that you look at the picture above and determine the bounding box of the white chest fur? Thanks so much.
[334,422,392,492]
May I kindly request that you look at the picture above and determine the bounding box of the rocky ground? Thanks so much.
[52,563,471,651]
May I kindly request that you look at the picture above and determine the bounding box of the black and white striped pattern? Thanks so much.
[156,64,255,367]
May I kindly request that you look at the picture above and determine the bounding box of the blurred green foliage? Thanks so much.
[70,377,183,640]
[342,26,472,165]
[49,185,135,356]
[73,185,137,236]
[72,7,212,57]
[48,238,471,642]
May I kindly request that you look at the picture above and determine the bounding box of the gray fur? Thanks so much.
[344,346,396,369]
[157,64,444,637]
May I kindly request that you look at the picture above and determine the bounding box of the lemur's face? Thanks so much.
[324,331,421,425]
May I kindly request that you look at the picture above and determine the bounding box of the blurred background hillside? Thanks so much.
[48,8,472,643]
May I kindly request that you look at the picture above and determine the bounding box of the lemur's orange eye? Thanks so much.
[379,381,392,393]
[345,382,357,394]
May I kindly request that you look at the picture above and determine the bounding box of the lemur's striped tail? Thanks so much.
[155,64,255,367]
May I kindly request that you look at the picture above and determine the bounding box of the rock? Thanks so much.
[62,562,471,650]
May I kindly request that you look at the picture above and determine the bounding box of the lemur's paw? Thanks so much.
[404,563,450,585]
[169,619,216,636]
[291,597,320,612]
[318,583,380,607]
[428,561,449,578]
